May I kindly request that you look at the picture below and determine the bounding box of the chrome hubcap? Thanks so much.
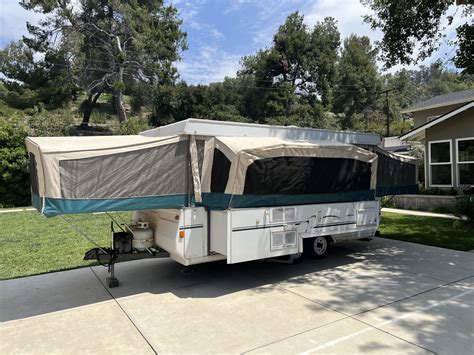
[313,237,327,255]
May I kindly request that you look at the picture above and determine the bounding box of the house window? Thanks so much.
[429,140,452,186]
[456,138,474,186]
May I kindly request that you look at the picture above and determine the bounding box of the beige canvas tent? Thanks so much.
[26,130,385,216]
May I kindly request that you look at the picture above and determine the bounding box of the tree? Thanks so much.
[376,62,473,136]
[454,22,473,74]
[0,41,79,109]
[362,0,473,73]
[21,0,187,126]
[149,78,250,126]
[333,35,381,130]
[409,61,474,101]
[239,13,340,118]
[0,115,30,207]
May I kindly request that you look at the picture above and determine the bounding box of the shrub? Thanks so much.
[0,82,8,101]
[27,110,73,136]
[432,205,455,214]
[381,196,395,208]
[89,111,113,124]
[4,88,39,110]
[453,195,474,222]
[0,116,30,207]
[0,101,21,117]
[419,186,458,196]
[130,95,144,114]
[114,116,150,135]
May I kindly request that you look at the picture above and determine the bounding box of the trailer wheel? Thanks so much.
[305,236,330,259]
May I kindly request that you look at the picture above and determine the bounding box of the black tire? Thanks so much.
[304,236,330,259]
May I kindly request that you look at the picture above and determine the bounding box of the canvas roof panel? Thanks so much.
[26,135,177,153]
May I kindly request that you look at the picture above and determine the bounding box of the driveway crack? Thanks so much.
[90,267,157,355]
[243,270,473,354]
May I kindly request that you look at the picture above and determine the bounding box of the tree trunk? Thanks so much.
[81,90,102,128]
[114,66,127,123]
[114,91,126,123]
[385,92,390,137]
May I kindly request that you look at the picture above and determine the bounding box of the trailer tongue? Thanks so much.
[25,119,418,287]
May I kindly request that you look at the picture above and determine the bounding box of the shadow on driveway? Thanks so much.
[2,238,473,322]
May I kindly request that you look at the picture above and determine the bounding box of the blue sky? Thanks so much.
[171,0,384,83]
[0,0,462,84]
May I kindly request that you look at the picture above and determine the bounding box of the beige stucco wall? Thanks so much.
[413,103,467,128]
[424,107,474,188]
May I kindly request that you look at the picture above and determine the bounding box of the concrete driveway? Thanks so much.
[1,237,473,354]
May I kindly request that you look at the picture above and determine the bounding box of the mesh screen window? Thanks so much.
[211,149,231,192]
[243,157,371,195]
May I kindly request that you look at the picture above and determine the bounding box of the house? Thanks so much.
[400,89,473,189]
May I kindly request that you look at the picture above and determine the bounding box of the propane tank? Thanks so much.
[128,221,154,251]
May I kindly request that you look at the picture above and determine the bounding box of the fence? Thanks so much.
[391,194,456,211]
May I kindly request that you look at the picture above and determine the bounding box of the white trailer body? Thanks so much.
[133,199,380,266]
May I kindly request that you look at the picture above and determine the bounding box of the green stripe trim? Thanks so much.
[32,189,378,217]
[201,190,375,210]
[31,192,43,212]
[40,194,187,217]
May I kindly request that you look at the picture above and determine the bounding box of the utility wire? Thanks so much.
[1,64,371,93]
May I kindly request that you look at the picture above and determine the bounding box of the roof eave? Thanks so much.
[400,101,473,141]
[401,98,473,114]
[400,130,426,141]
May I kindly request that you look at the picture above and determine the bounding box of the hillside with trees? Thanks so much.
[1,2,473,207]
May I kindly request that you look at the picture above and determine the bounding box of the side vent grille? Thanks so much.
[271,208,284,222]
[271,230,297,250]
[271,232,284,249]
[284,231,296,246]
[270,207,297,223]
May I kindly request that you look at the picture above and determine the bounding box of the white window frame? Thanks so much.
[428,139,453,187]
[456,137,474,186]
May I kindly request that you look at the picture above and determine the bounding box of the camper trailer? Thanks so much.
[26,119,418,287]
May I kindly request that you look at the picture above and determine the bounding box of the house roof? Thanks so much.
[400,101,473,141]
[401,89,474,113]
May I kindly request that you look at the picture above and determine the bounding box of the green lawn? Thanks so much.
[380,212,474,251]
[0,210,132,280]
[1,210,473,280]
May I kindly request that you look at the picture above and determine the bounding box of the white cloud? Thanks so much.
[304,0,465,73]
[177,45,241,84]
[225,0,299,19]
[243,0,379,51]
[188,20,223,39]
[170,0,207,22]
[170,0,238,84]
[304,0,381,41]
[0,1,44,46]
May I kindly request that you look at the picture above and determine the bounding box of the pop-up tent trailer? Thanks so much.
[26,119,418,287]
